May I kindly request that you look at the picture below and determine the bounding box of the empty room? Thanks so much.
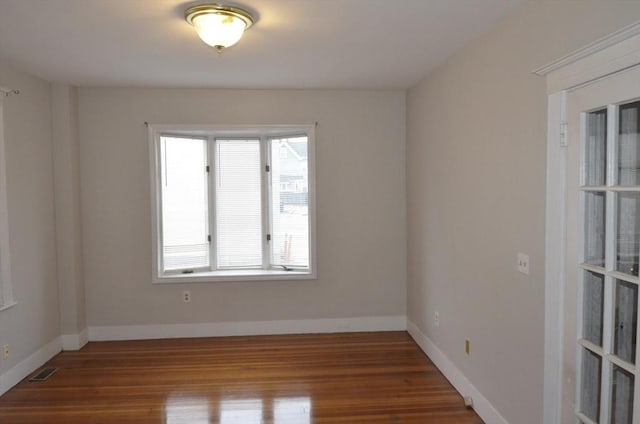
[1,1,640,423]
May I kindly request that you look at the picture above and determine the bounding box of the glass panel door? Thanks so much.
[566,66,640,424]
[577,100,640,424]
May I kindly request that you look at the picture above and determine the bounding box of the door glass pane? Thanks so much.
[611,365,634,424]
[586,109,607,186]
[270,136,309,268]
[583,271,604,347]
[579,348,602,422]
[616,192,640,276]
[614,280,638,364]
[618,101,640,186]
[215,139,262,268]
[160,136,209,271]
[584,191,606,267]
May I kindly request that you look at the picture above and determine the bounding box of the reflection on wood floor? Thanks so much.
[0,331,484,423]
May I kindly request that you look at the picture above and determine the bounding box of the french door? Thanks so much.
[565,66,640,424]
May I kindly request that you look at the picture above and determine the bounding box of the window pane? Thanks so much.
[270,136,309,268]
[216,139,262,268]
[614,280,638,364]
[161,136,209,271]
[579,348,601,422]
[618,101,640,186]
[584,191,606,267]
[616,192,640,276]
[611,366,634,424]
[583,271,604,347]
[586,109,607,186]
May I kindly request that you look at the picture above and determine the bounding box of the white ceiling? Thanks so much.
[0,0,522,90]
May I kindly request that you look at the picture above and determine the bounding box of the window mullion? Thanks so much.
[208,135,217,271]
[156,133,166,275]
[261,136,271,270]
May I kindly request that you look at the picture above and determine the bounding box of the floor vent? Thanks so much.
[29,367,58,382]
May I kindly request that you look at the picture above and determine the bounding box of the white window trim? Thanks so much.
[534,20,640,424]
[0,88,15,311]
[147,123,317,284]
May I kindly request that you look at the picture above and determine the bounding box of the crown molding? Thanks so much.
[533,21,640,76]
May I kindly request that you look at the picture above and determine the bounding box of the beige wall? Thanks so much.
[0,63,59,374]
[4,2,640,419]
[52,84,86,337]
[78,88,406,327]
[406,1,640,423]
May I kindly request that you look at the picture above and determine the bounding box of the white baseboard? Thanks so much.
[407,320,508,424]
[0,336,62,396]
[89,315,407,341]
[61,328,89,351]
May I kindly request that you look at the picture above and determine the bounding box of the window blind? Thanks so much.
[215,139,262,268]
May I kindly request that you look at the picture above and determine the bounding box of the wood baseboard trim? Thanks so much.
[0,336,62,396]
[88,315,407,341]
[407,320,508,424]
[61,328,89,351]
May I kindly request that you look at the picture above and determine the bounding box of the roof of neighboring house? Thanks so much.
[283,140,308,160]
[280,175,305,182]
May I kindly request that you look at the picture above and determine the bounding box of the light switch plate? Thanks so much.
[517,252,530,275]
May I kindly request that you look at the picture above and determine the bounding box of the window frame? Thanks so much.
[0,95,15,311]
[148,124,317,284]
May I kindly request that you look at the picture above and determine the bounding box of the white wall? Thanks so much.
[0,63,60,391]
[406,2,640,423]
[78,88,406,330]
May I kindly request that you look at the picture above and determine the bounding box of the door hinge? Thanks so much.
[560,122,568,148]
[207,234,211,242]
[266,234,271,242]
[265,164,270,172]
[206,165,210,173]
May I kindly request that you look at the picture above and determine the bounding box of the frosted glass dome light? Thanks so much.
[185,4,254,52]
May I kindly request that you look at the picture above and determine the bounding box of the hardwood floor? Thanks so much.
[0,332,483,423]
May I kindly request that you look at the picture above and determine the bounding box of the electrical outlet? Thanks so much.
[2,344,8,360]
[434,312,440,327]
[465,340,470,355]
[182,291,191,303]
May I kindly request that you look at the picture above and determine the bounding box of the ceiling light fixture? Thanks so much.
[185,4,254,53]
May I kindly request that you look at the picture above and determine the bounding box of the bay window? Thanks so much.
[148,125,315,283]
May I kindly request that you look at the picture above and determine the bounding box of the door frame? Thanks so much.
[535,21,640,423]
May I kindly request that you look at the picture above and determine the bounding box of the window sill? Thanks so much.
[0,300,17,312]
[153,269,315,284]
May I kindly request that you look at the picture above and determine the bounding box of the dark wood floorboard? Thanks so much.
[0,331,484,423]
